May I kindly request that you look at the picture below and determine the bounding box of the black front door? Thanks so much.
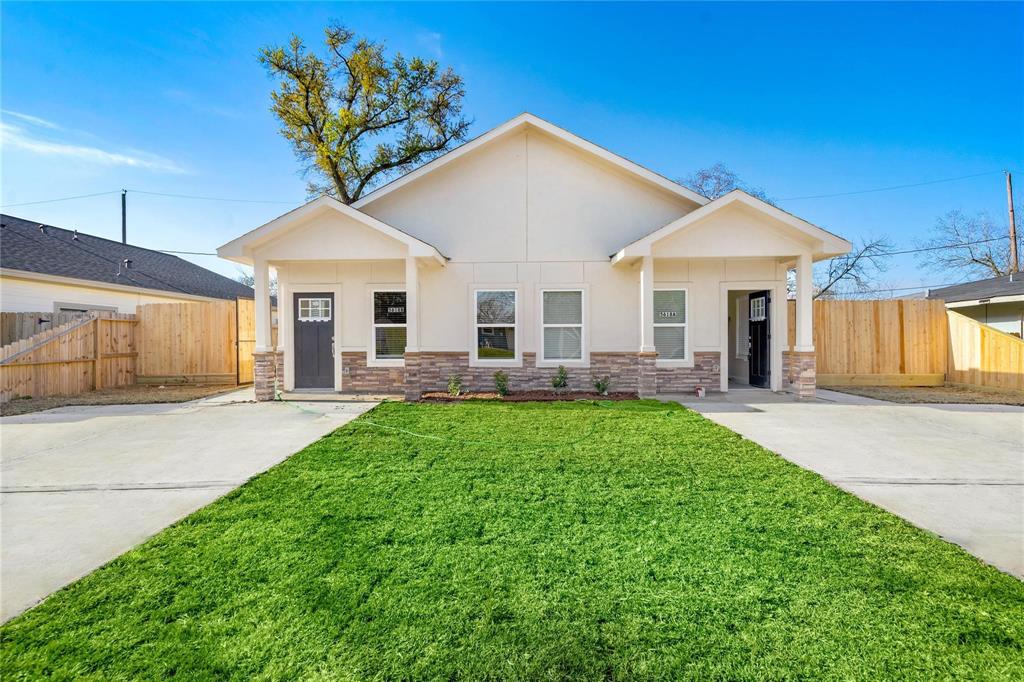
[294,293,334,389]
[748,290,770,388]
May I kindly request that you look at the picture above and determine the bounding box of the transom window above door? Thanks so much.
[297,297,332,322]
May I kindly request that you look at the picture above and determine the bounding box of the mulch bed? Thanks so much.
[421,391,638,402]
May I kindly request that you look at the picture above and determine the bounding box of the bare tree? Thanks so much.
[915,208,1020,279]
[237,269,278,297]
[786,237,894,300]
[260,23,471,203]
[680,163,774,204]
[813,237,894,299]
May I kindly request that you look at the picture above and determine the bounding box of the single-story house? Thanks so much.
[928,273,1024,337]
[1,214,258,316]
[217,113,851,400]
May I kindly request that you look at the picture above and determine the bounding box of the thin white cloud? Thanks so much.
[0,122,187,174]
[2,109,63,130]
[163,88,240,119]
[416,31,444,59]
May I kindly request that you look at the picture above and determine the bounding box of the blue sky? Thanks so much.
[2,1,1022,289]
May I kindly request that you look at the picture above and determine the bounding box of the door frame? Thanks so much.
[719,280,786,392]
[280,279,343,392]
[747,290,771,388]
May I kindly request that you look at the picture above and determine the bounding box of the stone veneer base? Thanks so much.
[335,351,723,401]
[253,350,283,401]
[782,350,816,399]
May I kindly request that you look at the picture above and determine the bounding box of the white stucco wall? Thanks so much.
[0,274,218,314]
[275,256,790,366]
[359,127,697,262]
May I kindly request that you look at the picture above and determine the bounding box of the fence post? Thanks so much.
[93,317,102,391]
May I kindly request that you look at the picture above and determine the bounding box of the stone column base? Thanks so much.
[637,351,658,397]
[783,350,816,399]
[403,351,421,401]
[254,350,283,401]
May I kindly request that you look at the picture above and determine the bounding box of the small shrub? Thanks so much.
[494,370,510,396]
[551,365,569,389]
[592,375,610,396]
[447,374,463,397]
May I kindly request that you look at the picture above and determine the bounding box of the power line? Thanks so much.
[0,190,121,208]
[875,236,1004,257]
[125,189,297,204]
[779,170,1004,201]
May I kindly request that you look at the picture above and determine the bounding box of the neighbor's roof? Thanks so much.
[1,214,257,301]
[926,273,1024,303]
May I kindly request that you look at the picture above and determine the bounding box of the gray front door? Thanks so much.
[294,293,334,389]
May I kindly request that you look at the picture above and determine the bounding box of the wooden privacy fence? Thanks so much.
[136,300,240,385]
[787,299,949,387]
[0,312,137,402]
[134,298,274,386]
[947,310,1024,391]
[1,311,89,346]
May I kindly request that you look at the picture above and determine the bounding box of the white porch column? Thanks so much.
[795,253,814,351]
[254,257,273,352]
[639,255,655,352]
[405,256,419,352]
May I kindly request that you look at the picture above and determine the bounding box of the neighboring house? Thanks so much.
[218,113,851,400]
[928,274,1024,337]
[1,214,257,315]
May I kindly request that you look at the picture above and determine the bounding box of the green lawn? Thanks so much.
[3,401,1023,680]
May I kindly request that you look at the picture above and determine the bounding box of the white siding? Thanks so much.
[0,275,213,314]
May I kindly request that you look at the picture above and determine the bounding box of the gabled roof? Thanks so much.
[1,214,258,301]
[216,195,447,265]
[927,273,1024,303]
[610,190,852,263]
[352,112,710,210]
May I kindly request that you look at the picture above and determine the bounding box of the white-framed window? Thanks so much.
[653,288,688,361]
[298,297,332,322]
[736,297,749,359]
[750,296,766,322]
[372,290,406,361]
[474,289,517,361]
[541,289,584,362]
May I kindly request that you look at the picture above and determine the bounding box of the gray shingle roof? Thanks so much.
[1,214,256,301]
[926,273,1024,303]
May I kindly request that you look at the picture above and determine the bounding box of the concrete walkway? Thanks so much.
[0,390,377,622]
[667,388,1024,578]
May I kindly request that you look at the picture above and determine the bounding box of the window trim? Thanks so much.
[537,287,589,368]
[470,287,521,367]
[369,288,407,367]
[653,286,691,367]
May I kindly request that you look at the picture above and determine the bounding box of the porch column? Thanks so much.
[403,255,421,401]
[405,256,419,352]
[639,255,655,353]
[637,255,658,397]
[795,253,813,351]
[789,253,817,399]
[254,257,273,352]
[253,257,277,401]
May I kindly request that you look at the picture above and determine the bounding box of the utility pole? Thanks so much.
[1007,171,1018,273]
[121,189,127,244]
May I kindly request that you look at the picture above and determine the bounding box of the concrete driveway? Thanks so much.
[0,390,376,622]
[671,388,1024,578]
